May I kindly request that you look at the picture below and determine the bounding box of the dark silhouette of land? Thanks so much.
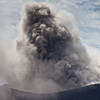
[0,84,100,100]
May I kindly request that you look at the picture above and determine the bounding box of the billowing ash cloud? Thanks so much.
[6,3,100,93]
[22,4,73,60]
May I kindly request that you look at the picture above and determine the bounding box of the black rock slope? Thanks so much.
[0,84,100,100]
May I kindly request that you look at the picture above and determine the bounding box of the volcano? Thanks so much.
[0,84,100,100]
[1,2,100,100]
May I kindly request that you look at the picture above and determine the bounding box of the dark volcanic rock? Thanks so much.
[0,84,100,100]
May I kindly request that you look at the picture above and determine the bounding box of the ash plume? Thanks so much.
[5,3,100,93]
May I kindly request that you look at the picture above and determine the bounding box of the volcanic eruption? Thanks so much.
[4,3,97,93]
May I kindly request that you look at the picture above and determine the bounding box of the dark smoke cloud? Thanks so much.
[23,4,72,60]
[6,3,100,93]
